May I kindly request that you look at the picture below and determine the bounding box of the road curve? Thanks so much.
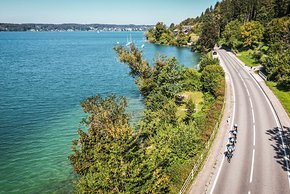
[207,49,290,194]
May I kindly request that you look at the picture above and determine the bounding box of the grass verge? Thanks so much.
[266,81,290,117]
[237,50,259,67]
[176,91,204,119]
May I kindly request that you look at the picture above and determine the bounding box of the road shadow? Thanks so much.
[220,45,231,51]
[266,127,290,172]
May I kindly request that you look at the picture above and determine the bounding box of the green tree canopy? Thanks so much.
[201,64,225,97]
[198,53,219,72]
[154,22,167,42]
[241,21,265,48]
[69,95,150,193]
[221,20,243,49]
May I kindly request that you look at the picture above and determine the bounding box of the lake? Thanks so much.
[0,31,200,193]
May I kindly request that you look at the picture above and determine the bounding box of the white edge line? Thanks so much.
[250,149,255,183]
[249,98,253,109]
[251,75,290,188]
[231,51,290,188]
[253,124,256,146]
[252,109,255,125]
[210,52,236,194]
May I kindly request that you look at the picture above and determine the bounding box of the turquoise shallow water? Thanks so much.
[0,31,200,193]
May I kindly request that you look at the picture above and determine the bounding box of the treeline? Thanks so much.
[146,0,290,89]
[69,45,225,193]
[0,23,153,31]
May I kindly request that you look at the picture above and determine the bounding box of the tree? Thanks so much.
[263,16,290,89]
[274,0,290,17]
[145,28,156,43]
[150,57,185,99]
[160,32,174,45]
[256,1,275,25]
[154,22,167,42]
[176,32,188,46]
[240,21,265,48]
[197,11,219,51]
[182,68,201,91]
[198,24,219,50]
[198,53,219,72]
[201,64,225,97]
[221,20,243,49]
[69,95,149,193]
[114,45,151,77]
[169,23,175,30]
[264,49,290,90]
[184,100,196,124]
[265,17,290,49]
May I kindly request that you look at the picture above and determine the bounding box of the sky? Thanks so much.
[0,0,219,25]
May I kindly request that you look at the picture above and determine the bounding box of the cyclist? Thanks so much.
[230,129,237,139]
[227,144,235,153]
[229,137,236,145]
[234,123,238,131]
[226,144,235,162]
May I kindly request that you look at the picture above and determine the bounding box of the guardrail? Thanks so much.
[179,96,226,194]
[258,71,267,81]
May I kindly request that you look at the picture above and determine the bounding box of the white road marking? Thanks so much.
[228,52,256,183]
[210,52,236,194]
[249,98,255,123]
[232,52,290,188]
[253,124,256,146]
[249,98,253,109]
[250,149,255,183]
[222,51,257,184]
[237,71,250,97]
[252,108,255,126]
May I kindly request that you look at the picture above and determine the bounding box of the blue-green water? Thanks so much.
[0,32,200,193]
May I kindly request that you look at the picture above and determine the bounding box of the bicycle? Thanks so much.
[225,144,235,163]
[225,150,233,163]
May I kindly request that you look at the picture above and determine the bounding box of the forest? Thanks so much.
[146,0,290,90]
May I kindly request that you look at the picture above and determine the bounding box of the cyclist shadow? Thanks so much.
[266,126,290,172]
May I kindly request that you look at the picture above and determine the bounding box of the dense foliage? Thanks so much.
[68,96,150,193]
[69,45,225,193]
[147,0,290,90]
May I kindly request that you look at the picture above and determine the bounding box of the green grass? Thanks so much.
[266,81,290,117]
[183,91,203,109]
[176,91,203,119]
[237,50,259,67]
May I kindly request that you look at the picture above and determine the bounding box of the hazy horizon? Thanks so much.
[0,22,154,25]
[0,0,219,25]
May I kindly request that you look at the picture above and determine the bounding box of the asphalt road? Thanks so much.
[208,49,290,194]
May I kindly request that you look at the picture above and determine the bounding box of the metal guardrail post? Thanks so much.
[258,71,267,81]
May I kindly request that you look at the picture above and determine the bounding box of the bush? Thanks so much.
[201,64,224,97]
[198,52,219,72]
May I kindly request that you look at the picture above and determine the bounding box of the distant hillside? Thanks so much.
[0,23,153,32]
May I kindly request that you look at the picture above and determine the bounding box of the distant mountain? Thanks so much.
[0,23,154,32]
